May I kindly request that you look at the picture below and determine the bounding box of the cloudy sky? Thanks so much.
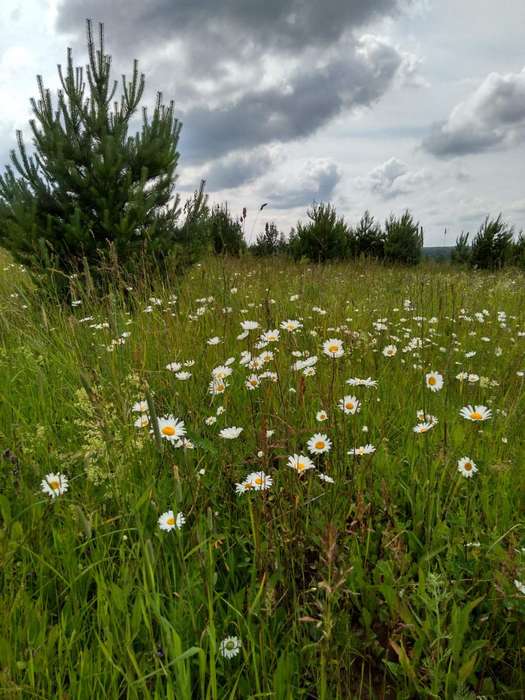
[1,0,524,244]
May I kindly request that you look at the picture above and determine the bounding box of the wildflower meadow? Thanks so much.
[1,253,524,698]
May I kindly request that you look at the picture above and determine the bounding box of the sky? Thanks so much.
[1,0,524,245]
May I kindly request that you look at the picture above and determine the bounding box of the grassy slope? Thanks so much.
[0,254,524,699]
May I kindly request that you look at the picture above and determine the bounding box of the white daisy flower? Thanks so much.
[132,400,148,413]
[459,404,492,422]
[219,426,243,439]
[157,416,186,442]
[158,510,186,531]
[134,414,150,428]
[338,395,361,415]
[280,319,303,332]
[166,362,182,372]
[457,456,478,478]
[175,371,192,380]
[307,433,332,455]
[348,444,376,456]
[425,371,444,392]
[322,338,344,358]
[316,410,328,422]
[514,580,525,595]
[318,473,335,483]
[41,473,69,498]
[241,320,259,331]
[207,336,222,345]
[382,344,397,357]
[287,454,316,473]
[219,636,241,659]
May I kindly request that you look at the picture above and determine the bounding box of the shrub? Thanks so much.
[383,210,423,265]
[349,210,385,259]
[289,202,349,262]
[208,204,245,256]
[251,222,287,257]
[451,232,471,265]
[0,21,188,291]
[470,215,514,270]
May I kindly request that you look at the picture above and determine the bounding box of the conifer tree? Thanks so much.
[0,20,186,287]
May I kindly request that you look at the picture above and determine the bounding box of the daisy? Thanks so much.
[316,410,328,422]
[346,377,377,388]
[261,329,280,343]
[207,336,222,345]
[307,433,332,455]
[235,480,255,495]
[134,414,149,428]
[209,379,228,395]
[175,371,192,380]
[280,319,303,332]
[245,374,260,390]
[241,320,259,331]
[459,404,492,422]
[348,444,376,456]
[287,454,316,473]
[457,456,478,478]
[514,580,525,595]
[382,345,397,357]
[247,471,273,491]
[132,400,148,413]
[338,395,361,415]
[41,472,69,498]
[318,473,335,483]
[166,362,182,372]
[219,636,241,659]
[219,426,243,439]
[158,510,186,531]
[323,338,344,358]
[413,420,437,433]
[425,371,444,392]
[157,416,186,442]
[212,365,233,380]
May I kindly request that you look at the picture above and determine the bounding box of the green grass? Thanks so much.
[0,253,524,699]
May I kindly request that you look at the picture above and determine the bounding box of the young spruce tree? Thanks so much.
[0,20,185,289]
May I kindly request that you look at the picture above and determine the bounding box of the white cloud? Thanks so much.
[356,157,431,198]
[423,66,525,156]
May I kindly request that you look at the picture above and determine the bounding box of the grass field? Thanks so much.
[0,254,524,699]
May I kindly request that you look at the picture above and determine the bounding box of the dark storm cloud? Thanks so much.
[423,67,525,157]
[200,151,274,191]
[54,0,411,188]
[179,40,406,163]
[56,0,404,57]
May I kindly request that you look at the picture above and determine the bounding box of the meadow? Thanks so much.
[0,253,524,699]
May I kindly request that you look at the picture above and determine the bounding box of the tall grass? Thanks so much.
[0,253,524,698]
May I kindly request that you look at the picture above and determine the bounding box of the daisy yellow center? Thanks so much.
[49,480,60,490]
[255,477,264,485]
[328,344,339,353]
[250,379,257,385]
[470,411,482,420]
[345,402,354,410]
[162,426,176,436]
[464,462,473,471]
[315,440,325,450]
[297,462,306,471]
[428,377,436,385]
[166,516,175,526]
